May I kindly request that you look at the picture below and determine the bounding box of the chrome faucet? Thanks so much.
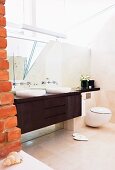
[51,80,58,85]
[19,81,31,86]
[41,78,58,85]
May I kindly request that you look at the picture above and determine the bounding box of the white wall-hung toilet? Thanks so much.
[85,107,112,127]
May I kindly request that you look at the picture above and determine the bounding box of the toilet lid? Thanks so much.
[90,107,111,114]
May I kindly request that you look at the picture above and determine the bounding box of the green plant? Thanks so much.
[80,75,90,81]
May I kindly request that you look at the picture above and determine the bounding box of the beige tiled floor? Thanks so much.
[22,123,115,170]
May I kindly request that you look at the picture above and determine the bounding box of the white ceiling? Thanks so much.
[6,0,115,46]
[65,0,115,31]
[64,0,115,46]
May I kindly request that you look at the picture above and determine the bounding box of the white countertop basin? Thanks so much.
[46,86,72,94]
[16,89,46,97]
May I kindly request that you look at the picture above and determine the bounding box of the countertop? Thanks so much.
[14,87,100,103]
[79,87,100,93]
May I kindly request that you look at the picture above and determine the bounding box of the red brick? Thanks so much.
[0,50,7,59]
[0,117,17,132]
[0,105,17,119]
[0,70,9,80]
[5,116,17,129]
[0,16,6,26]
[6,127,21,142]
[0,27,6,38]
[0,120,4,132]
[0,132,6,143]
[0,59,9,69]
[0,142,5,149]
[0,0,5,4]
[0,140,22,158]
[0,81,12,92]
[0,92,14,105]
[0,4,5,15]
[0,37,7,48]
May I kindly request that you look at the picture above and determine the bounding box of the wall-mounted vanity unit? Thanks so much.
[14,88,100,134]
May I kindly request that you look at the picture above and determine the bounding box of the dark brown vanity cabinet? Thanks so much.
[15,100,44,134]
[44,96,67,126]
[15,92,81,134]
[66,95,81,118]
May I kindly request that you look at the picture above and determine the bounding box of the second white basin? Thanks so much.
[46,86,72,94]
[16,89,46,98]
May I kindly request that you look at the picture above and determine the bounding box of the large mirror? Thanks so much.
[6,0,92,88]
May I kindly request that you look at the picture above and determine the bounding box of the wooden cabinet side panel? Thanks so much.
[66,94,81,117]
[15,100,44,134]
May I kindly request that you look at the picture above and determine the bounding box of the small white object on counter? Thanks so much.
[46,86,72,94]
[72,133,88,141]
[0,150,53,170]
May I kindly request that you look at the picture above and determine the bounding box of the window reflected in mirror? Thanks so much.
[7,37,46,82]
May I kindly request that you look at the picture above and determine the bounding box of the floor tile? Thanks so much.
[22,123,115,170]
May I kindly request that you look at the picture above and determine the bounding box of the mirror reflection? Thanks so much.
[7,36,46,82]
[6,0,66,88]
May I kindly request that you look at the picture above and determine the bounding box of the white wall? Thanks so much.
[61,43,90,87]
[66,5,115,47]
[90,13,115,122]
[6,0,23,25]
[25,41,90,88]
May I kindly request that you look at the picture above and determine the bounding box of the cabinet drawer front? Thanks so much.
[44,97,66,108]
[44,114,67,127]
[45,105,66,118]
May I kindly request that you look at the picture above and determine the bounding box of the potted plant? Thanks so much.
[80,75,90,89]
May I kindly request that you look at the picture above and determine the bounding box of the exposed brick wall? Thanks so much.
[0,16,6,27]
[0,4,5,15]
[0,81,12,92]
[0,49,7,58]
[0,37,7,48]
[0,0,5,5]
[0,1,21,158]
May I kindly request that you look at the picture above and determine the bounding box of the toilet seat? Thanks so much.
[90,107,111,114]
[85,107,112,127]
